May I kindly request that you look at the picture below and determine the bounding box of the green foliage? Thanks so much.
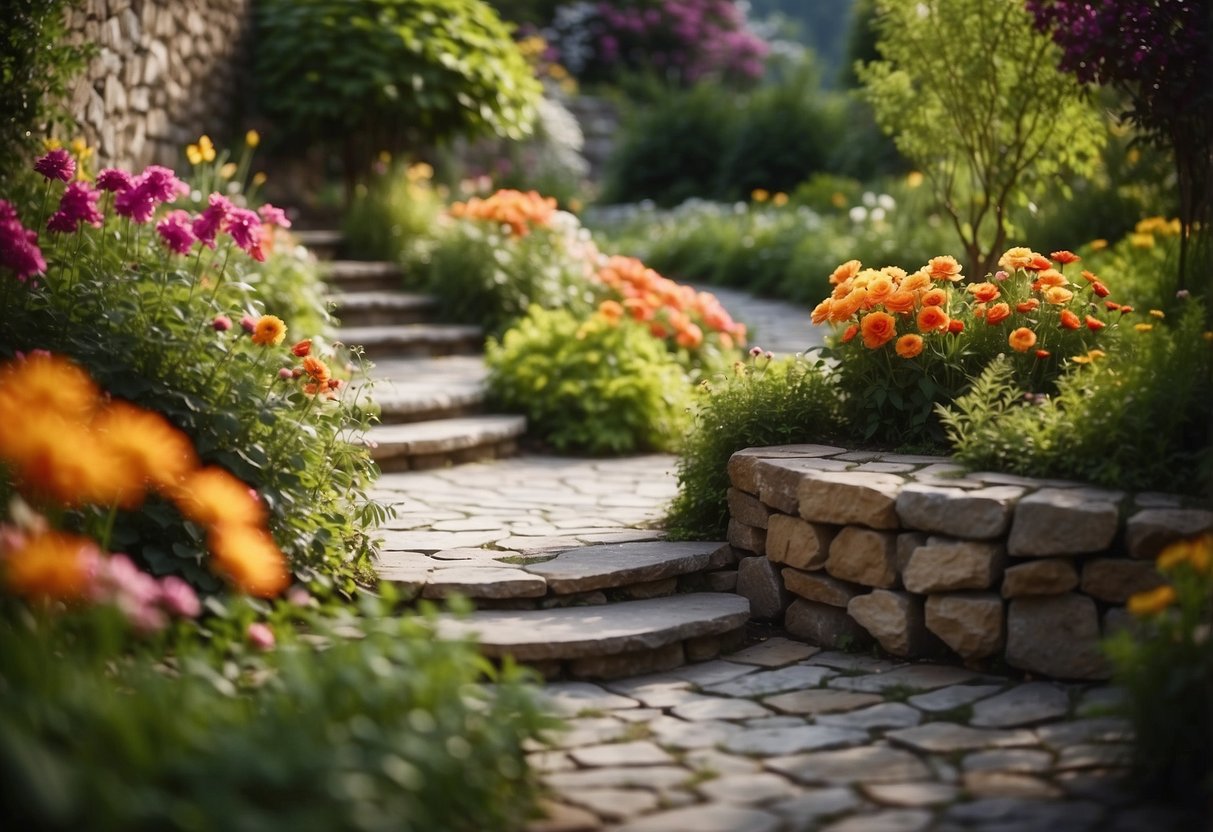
[939,305,1213,495]
[857,0,1105,276]
[486,306,692,453]
[343,161,446,264]
[0,1,90,183]
[253,0,542,183]
[0,597,550,831]
[666,354,846,538]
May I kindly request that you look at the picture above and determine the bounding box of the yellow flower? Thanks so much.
[42,137,62,151]
[1071,355,1092,364]
[252,172,268,187]
[251,315,287,346]
[1157,534,1212,574]
[186,144,203,166]
[773,192,789,207]
[751,188,770,203]
[92,401,199,492]
[1203,331,1213,342]
[906,171,924,188]
[70,137,93,159]
[1089,238,1108,251]
[1130,233,1155,248]
[220,162,238,179]
[197,134,216,162]
[830,192,847,208]
[1149,309,1166,319]
[245,129,260,148]
[406,162,434,181]
[1135,323,1153,333]
[1127,585,1177,617]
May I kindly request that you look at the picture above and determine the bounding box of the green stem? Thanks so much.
[99,503,119,553]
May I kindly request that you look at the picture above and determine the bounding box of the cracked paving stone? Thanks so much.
[569,741,676,768]
[828,663,978,694]
[540,682,641,715]
[962,771,1065,799]
[727,637,820,667]
[906,683,1005,713]
[770,786,865,821]
[816,702,923,731]
[861,782,960,807]
[614,804,782,832]
[647,716,742,750]
[969,682,1072,728]
[527,799,602,832]
[962,748,1054,774]
[1055,743,1133,771]
[886,722,1038,753]
[1035,717,1133,750]
[700,772,803,804]
[561,788,659,822]
[703,664,836,698]
[819,808,933,832]
[665,659,757,687]
[670,694,772,722]
[544,766,693,792]
[763,689,884,716]
[944,797,1105,830]
[548,717,631,749]
[767,745,931,785]
[722,724,868,756]
[806,651,905,674]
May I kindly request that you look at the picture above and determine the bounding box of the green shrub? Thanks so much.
[0,598,550,831]
[486,306,692,453]
[343,160,446,264]
[666,353,846,539]
[253,0,541,187]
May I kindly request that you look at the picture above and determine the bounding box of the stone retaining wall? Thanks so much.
[63,0,251,170]
[726,444,1213,680]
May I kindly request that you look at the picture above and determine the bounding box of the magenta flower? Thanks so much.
[257,203,291,229]
[192,193,233,248]
[212,314,233,331]
[0,200,16,222]
[96,168,134,192]
[114,166,189,224]
[113,187,157,223]
[224,207,265,261]
[47,181,104,233]
[0,210,47,282]
[240,313,257,333]
[247,622,276,650]
[33,148,75,182]
[159,575,201,618]
[155,210,197,254]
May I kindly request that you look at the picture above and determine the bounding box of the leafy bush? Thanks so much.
[0,597,550,831]
[254,0,542,186]
[344,160,446,264]
[666,353,846,538]
[486,305,692,453]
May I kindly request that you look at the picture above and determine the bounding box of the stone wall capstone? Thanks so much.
[727,445,1213,681]
[64,0,252,170]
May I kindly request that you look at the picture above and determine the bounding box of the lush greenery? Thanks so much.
[666,352,846,538]
[253,0,542,189]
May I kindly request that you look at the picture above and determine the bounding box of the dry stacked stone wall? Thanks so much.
[64,0,251,170]
[726,444,1213,680]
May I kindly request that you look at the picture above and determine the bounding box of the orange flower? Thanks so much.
[947,319,965,334]
[829,259,862,285]
[1157,534,1213,574]
[921,287,948,307]
[811,299,833,325]
[985,302,1011,325]
[880,265,908,282]
[900,270,931,293]
[841,324,859,343]
[917,306,950,333]
[926,255,963,282]
[1035,349,1051,358]
[599,300,624,323]
[1119,305,1135,314]
[1016,299,1040,314]
[1080,269,1100,283]
[251,315,287,347]
[1,529,98,600]
[1034,269,1068,288]
[623,298,651,321]
[1085,315,1105,331]
[1104,301,1121,311]
[1044,286,1074,305]
[999,247,1035,271]
[967,282,1000,303]
[1091,280,1110,298]
[1127,585,1176,618]
[0,353,99,421]
[895,334,924,358]
[863,275,895,308]
[301,356,330,383]
[1051,250,1080,264]
[2,417,137,508]
[883,290,916,314]
[290,339,312,357]
[92,401,199,493]
[449,189,557,236]
[1026,253,1053,271]
[860,312,898,348]
[207,524,289,598]
[1008,327,1037,352]
[833,287,867,321]
[173,466,267,528]
[676,323,704,349]
[1059,309,1081,330]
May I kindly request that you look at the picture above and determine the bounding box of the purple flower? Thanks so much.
[192,193,233,248]
[46,181,104,233]
[159,575,201,618]
[96,168,134,192]
[0,210,47,282]
[33,148,75,182]
[155,209,197,255]
[224,207,264,260]
[257,203,291,229]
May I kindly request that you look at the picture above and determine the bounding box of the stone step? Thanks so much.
[323,260,402,293]
[366,355,489,423]
[339,323,483,359]
[435,592,751,679]
[364,414,526,471]
[332,290,437,327]
[523,540,737,600]
[293,228,344,260]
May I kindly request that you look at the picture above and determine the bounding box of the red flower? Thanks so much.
[985,303,1012,325]
[291,339,312,357]
[1085,315,1105,331]
[1050,250,1080,264]
[1104,301,1121,311]
[841,324,859,343]
[1035,349,1051,359]
[947,319,965,334]
[1026,254,1053,271]
[1091,281,1110,298]
[1059,309,1081,330]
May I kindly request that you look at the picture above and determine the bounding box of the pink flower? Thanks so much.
[213,314,233,331]
[155,209,197,254]
[96,168,134,192]
[240,313,257,333]
[159,575,201,618]
[277,367,293,380]
[33,148,75,182]
[113,187,157,223]
[0,200,17,222]
[47,181,104,233]
[192,193,233,248]
[258,203,291,229]
[247,622,275,650]
[115,166,188,224]
[0,211,47,282]
[223,207,265,260]
[286,586,312,607]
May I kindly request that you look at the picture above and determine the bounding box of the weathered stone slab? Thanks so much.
[669,695,772,721]
[887,722,1037,753]
[784,599,874,650]
[798,471,904,529]
[525,541,731,594]
[826,527,898,588]
[768,745,931,785]
[545,765,692,793]
[896,484,1025,539]
[704,664,836,698]
[962,748,1053,774]
[541,682,640,715]
[569,643,686,680]
[847,590,938,657]
[721,724,867,757]
[1006,594,1109,679]
[827,663,977,694]
[435,593,750,661]
[763,689,883,716]
[1125,508,1213,559]
[615,804,782,832]
[783,569,863,607]
[818,809,933,832]
[728,487,772,529]
[970,682,1071,728]
[1001,558,1079,598]
[646,716,742,750]
[1035,716,1133,749]
[895,532,927,576]
[756,456,858,514]
[1080,558,1165,603]
[862,782,959,808]
[699,772,803,804]
[1008,488,1122,557]
[421,566,547,600]
[816,702,922,731]
[769,787,863,820]
[570,741,676,768]
[766,514,835,570]
[924,592,1005,659]
[559,788,660,822]
[379,529,503,552]
[727,637,818,667]
[907,684,1004,713]
[902,538,1005,593]
[736,556,791,619]
[961,771,1063,799]
[727,519,766,555]
[728,445,848,495]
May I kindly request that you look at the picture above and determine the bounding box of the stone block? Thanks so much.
[736,556,790,620]
[765,513,834,571]
[1000,559,1079,598]
[706,569,739,592]
[896,484,1025,539]
[727,519,766,556]
[1080,558,1165,604]
[784,599,874,650]
[896,532,927,576]
[826,526,898,588]
[798,470,904,529]
[847,590,938,657]
[728,487,772,529]
[728,444,845,494]
[925,592,1005,659]
[1125,508,1213,559]
[902,537,1006,593]
[783,569,863,607]
[1008,488,1122,557]
[758,457,857,514]
[1006,594,1109,680]
[569,642,686,680]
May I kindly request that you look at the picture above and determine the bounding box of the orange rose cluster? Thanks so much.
[0,353,289,599]
[448,188,558,237]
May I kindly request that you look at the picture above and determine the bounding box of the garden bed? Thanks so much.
[725,444,1213,680]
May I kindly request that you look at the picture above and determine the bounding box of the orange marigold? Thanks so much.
[926,255,963,282]
[599,300,624,323]
[1035,269,1068,288]
[1091,280,1110,298]
[1045,286,1074,305]
[207,524,289,598]
[1008,327,1037,352]
[1026,253,1053,271]
[93,401,199,493]
[251,315,287,347]
[290,339,311,357]
[832,287,867,321]
[985,302,1011,325]
[921,287,948,307]
[1080,269,1100,283]
[173,466,267,529]
[863,275,895,308]
[900,270,931,293]
[884,290,917,314]
[1,529,98,600]
[895,334,924,358]
[1016,299,1040,314]
[948,319,965,334]
[968,282,1000,303]
[811,299,833,326]
[829,259,861,285]
[1035,349,1051,358]
[676,323,704,349]
[1051,250,1080,264]
[917,306,950,333]
[999,247,1035,271]
[860,312,898,349]
[301,356,330,383]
